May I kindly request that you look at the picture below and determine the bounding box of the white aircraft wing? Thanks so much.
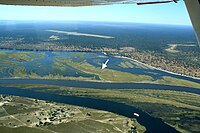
[0,0,178,7]
[184,0,200,46]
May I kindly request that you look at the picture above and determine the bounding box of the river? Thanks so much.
[1,49,200,85]
[0,79,199,95]
[0,86,179,133]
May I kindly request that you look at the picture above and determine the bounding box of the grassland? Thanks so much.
[58,58,152,82]
[2,84,199,133]
[155,76,200,89]
[118,60,148,69]
[0,51,44,62]
[0,95,145,133]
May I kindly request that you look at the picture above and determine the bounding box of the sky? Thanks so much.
[0,1,192,25]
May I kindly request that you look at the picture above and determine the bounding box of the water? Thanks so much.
[0,50,98,79]
[1,49,200,84]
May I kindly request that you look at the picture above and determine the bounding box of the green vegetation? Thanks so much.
[0,126,50,133]
[58,58,152,82]
[0,51,39,62]
[1,50,200,88]
[118,61,137,68]
[117,59,148,69]
[155,76,200,89]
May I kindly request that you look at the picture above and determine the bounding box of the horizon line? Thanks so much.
[0,19,192,26]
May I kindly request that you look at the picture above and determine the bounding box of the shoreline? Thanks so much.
[114,55,200,80]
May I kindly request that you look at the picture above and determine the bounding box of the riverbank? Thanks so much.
[114,55,200,81]
[0,95,141,133]
[0,86,179,133]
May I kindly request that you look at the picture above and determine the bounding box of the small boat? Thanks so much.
[133,113,140,117]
